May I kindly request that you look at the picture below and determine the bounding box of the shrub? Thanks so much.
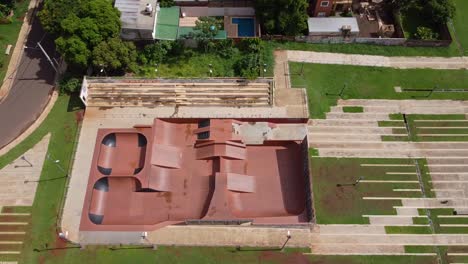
[234,53,260,79]
[158,0,174,7]
[138,41,173,65]
[415,26,439,40]
[238,38,264,53]
[59,75,81,94]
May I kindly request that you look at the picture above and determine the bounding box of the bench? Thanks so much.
[5,44,12,55]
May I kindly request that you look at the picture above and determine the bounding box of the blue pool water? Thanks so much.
[232,18,255,37]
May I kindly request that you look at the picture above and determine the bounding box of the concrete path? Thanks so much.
[80,226,312,248]
[0,134,50,207]
[287,51,468,69]
[273,50,309,118]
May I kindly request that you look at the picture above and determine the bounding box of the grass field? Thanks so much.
[136,44,274,78]
[406,114,468,142]
[309,255,438,264]
[309,157,429,224]
[268,40,460,57]
[453,0,468,55]
[290,63,468,118]
[0,0,30,82]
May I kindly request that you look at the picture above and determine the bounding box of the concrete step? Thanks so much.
[427,165,468,173]
[325,112,390,120]
[368,216,414,225]
[311,244,404,254]
[313,225,385,235]
[308,134,383,142]
[308,126,395,134]
[427,158,468,165]
[309,119,378,126]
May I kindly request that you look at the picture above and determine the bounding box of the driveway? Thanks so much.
[0,11,57,149]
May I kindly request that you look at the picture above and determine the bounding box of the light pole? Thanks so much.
[336,176,363,187]
[263,63,267,78]
[154,63,159,78]
[208,63,213,77]
[99,64,107,77]
[24,43,58,73]
[280,230,291,251]
[46,153,67,175]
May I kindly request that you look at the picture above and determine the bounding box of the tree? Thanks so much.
[415,26,439,40]
[39,0,121,69]
[92,38,137,73]
[158,0,174,7]
[424,0,455,25]
[254,0,308,36]
[138,41,173,65]
[387,0,455,24]
[193,16,223,52]
[55,36,90,68]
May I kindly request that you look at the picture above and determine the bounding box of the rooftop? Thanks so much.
[307,17,360,33]
[154,6,180,40]
[114,0,157,30]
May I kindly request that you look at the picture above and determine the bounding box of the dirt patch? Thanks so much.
[0,243,23,251]
[0,215,31,222]
[0,225,27,232]
[75,110,84,123]
[0,234,25,241]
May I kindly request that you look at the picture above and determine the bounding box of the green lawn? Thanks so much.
[407,114,468,142]
[309,255,438,264]
[342,106,363,113]
[268,40,460,57]
[136,44,274,78]
[385,226,432,234]
[0,0,31,82]
[290,63,468,118]
[309,157,427,224]
[453,0,468,55]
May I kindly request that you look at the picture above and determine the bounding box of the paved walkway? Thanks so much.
[0,134,49,206]
[287,50,468,69]
[273,50,309,118]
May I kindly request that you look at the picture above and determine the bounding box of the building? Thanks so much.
[80,118,311,231]
[307,17,359,40]
[309,0,353,17]
[113,0,258,41]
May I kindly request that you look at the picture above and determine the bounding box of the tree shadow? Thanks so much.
[67,94,84,112]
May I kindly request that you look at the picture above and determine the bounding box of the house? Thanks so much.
[115,0,158,40]
[113,0,258,41]
[307,17,359,40]
[309,0,353,17]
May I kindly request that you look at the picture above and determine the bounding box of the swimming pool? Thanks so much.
[232,17,255,37]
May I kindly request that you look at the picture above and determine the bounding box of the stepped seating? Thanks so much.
[85,80,273,107]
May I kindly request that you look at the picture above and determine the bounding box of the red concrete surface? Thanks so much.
[80,118,309,231]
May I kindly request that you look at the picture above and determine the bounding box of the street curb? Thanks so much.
[0,0,41,101]
[0,91,57,156]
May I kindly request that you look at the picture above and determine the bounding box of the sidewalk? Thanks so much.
[287,51,468,69]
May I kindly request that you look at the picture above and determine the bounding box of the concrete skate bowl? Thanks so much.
[227,141,307,222]
[81,118,311,231]
[88,176,186,226]
[97,132,147,176]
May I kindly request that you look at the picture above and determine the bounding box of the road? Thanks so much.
[0,9,58,149]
